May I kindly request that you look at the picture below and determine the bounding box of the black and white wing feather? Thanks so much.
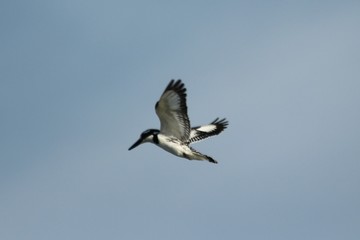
[155,79,191,141]
[187,118,228,144]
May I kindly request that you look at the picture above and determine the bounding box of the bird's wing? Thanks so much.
[187,118,228,144]
[155,79,190,141]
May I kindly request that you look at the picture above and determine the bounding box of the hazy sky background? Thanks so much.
[1,1,360,239]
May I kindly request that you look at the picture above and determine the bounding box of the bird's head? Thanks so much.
[128,129,160,150]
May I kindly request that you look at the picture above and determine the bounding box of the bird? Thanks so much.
[128,79,228,164]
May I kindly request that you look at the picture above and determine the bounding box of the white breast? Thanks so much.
[156,134,190,157]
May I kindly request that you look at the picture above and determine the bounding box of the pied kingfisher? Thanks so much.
[128,79,228,164]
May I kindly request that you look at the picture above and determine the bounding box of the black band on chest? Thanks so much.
[153,133,159,144]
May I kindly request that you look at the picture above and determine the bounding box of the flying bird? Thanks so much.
[128,79,228,164]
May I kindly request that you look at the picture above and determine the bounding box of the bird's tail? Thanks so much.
[204,155,218,164]
[189,147,218,164]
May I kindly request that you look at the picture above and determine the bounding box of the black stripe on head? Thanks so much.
[141,129,160,144]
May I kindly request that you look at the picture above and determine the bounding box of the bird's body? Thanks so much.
[128,79,228,164]
[157,135,195,159]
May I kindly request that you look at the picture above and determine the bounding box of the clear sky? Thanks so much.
[1,1,360,239]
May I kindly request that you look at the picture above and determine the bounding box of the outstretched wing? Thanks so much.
[187,118,228,144]
[155,79,190,141]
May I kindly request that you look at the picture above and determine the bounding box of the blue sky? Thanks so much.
[1,1,360,239]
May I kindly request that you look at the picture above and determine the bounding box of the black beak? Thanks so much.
[128,138,143,150]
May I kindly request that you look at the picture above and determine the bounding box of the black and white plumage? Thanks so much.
[128,79,228,164]
[188,118,228,144]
